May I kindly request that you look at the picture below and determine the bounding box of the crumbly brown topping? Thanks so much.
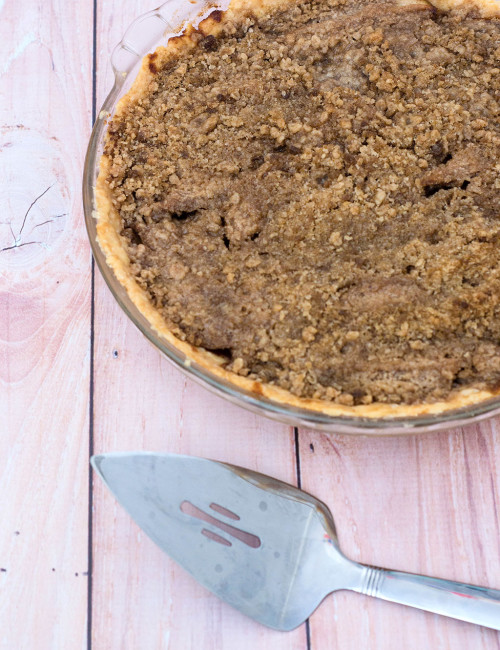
[102,0,500,405]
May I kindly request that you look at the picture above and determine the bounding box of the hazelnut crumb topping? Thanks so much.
[103,0,500,405]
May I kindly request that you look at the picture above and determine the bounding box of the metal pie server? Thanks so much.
[91,452,500,631]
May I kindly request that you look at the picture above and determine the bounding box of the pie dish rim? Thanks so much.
[85,0,500,431]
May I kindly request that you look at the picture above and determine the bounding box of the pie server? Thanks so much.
[91,452,500,631]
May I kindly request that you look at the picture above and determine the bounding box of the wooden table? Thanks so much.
[1,1,499,647]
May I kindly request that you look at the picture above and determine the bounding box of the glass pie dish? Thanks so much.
[83,0,500,435]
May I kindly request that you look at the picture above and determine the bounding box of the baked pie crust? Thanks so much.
[96,0,500,418]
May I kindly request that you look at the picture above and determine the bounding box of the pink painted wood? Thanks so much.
[298,425,500,649]
[1,1,499,649]
[0,0,93,647]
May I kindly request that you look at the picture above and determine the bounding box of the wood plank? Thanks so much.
[297,423,500,649]
[91,2,304,648]
[0,0,93,648]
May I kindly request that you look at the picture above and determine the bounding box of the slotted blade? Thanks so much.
[91,452,337,629]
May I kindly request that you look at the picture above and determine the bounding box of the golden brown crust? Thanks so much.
[427,0,499,17]
[96,0,500,419]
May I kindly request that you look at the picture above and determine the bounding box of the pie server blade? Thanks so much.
[91,452,500,631]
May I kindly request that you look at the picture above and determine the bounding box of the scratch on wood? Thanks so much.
[18,184,54,238]
[325,437,342,460]
[32,214,67,231]
[1,183,60,252]
[1,240,42,252]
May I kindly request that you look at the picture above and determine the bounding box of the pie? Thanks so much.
[95,0,500,418]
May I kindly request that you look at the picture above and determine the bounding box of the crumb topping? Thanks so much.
[102,0,500,405]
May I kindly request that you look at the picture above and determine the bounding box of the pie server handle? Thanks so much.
[352,565,500,630]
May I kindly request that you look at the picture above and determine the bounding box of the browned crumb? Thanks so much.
[102,0,500,405]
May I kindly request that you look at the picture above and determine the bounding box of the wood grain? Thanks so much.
[91,3,304,649]
[0,0,93,648]
[297,424,500,649]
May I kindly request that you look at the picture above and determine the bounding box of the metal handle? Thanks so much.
[353,566,500,630]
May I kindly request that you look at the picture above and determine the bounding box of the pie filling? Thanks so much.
[100,0,500,407]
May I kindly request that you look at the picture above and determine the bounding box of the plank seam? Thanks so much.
[87,1,98,648]
[294,428,312,650]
